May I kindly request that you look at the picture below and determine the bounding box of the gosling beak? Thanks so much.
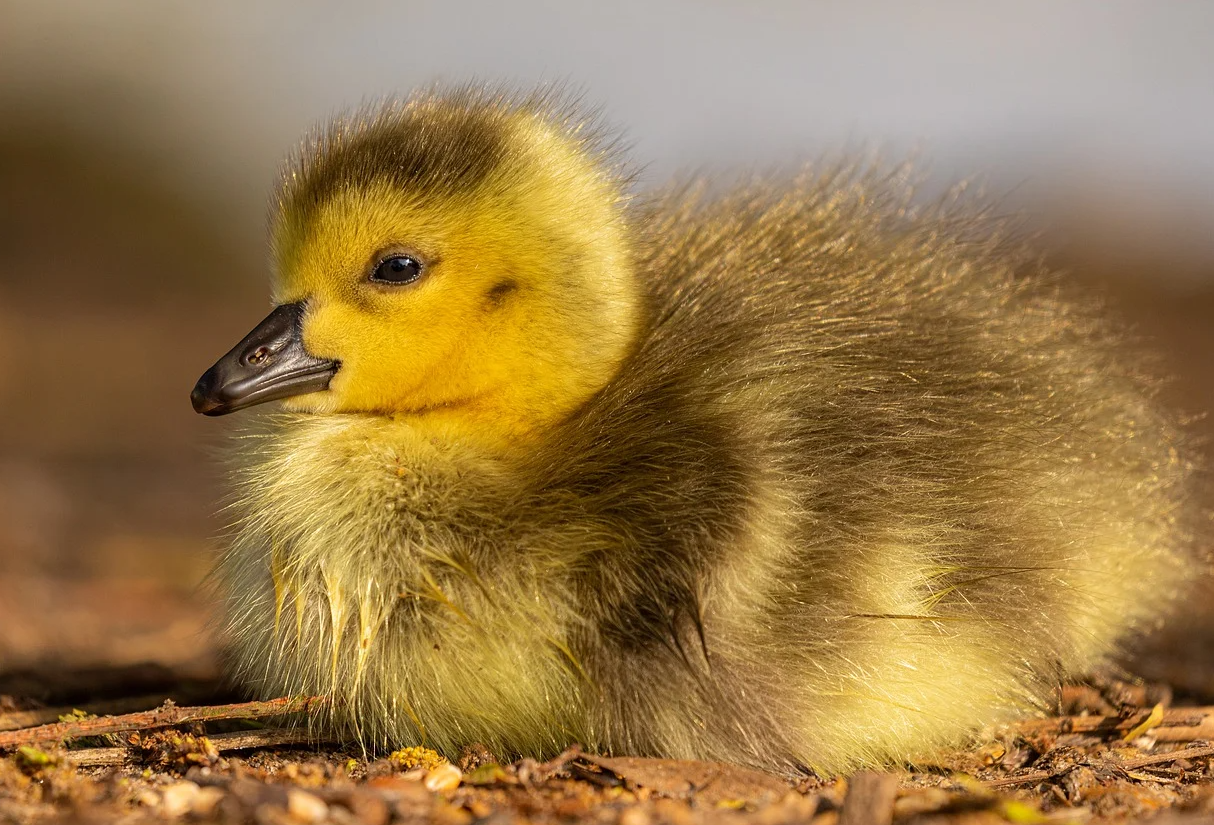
[191,301,339,416]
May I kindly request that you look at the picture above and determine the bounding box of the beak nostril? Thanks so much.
[192,301,336,415]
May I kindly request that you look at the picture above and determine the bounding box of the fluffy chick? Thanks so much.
[191,86,1200,773]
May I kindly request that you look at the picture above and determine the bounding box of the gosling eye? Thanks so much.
[370,254,424,285]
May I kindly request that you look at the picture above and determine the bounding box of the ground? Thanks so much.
[3,670,1214,824]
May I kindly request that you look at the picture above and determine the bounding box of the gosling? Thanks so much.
[191,86,1199,773]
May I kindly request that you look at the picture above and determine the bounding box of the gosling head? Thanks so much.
[192,90,639,447]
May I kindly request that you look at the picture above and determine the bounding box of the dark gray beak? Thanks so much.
[190,302,339,416]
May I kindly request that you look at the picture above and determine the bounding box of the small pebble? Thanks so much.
[424,762,463,792]
[286,788,328,824]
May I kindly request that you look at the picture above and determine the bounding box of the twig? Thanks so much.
[66,747,127,768]
[203,728,320,751]
[66,728,324,768]
[983,769,1066,789]
[0,691,220,733]
[1016,707,1214,742]
[0,697,322,750]
[536,743,585,776]
[1118,744,1214,770]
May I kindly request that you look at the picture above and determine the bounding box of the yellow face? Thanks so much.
[267,134,639,447]
[274,181,514,417]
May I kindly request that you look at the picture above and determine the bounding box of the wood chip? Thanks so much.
[839,771,898,825]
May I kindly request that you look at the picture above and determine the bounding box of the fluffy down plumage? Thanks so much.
[204,87,1200,774]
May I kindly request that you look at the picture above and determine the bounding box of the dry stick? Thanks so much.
[0,692,220,733]
[1016,706,1214,740]
[64,747,127,768]
[0,697,322,749]
[68,729,323,768]
[983,770,1067,790]
[1118,744,1214,770]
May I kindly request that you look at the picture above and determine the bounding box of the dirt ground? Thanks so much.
[4,672,1214,824]
[1,124,1213,825]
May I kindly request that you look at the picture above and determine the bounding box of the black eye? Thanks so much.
[370,255,423,285]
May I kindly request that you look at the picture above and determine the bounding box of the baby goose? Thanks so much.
[191,87,1199,773]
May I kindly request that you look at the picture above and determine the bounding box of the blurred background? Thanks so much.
[0,1,1211,704]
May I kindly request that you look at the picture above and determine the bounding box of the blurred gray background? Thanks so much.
[1,1,1211,697]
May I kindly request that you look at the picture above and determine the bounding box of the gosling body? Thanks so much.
[199,88,1198,773]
